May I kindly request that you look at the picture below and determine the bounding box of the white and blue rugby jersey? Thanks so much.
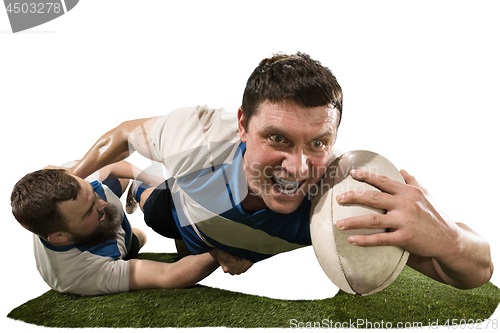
[33,180,133,295]
[145,105,338,263]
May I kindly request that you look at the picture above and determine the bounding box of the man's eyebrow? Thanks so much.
[260,125,288,135]
[260,125,335,140]
[82,191,97,220]
[315,131,336,140]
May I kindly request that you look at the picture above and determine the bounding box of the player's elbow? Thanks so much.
[471,242,495,289]
[458,262,494,290]
[487,261,495,284]
[477,259,494,288]
[452,225,495,290]
[456,252,494,290]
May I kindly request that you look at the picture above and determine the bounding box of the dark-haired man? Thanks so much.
[70,52,493,289]
[11,161,251,295]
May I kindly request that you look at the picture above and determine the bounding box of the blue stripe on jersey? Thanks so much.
[39,236,122,260]
[91,180,106,201]
[174,164,236,216]
[76,240,122,260]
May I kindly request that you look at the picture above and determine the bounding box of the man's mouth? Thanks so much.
[271,175,303,194]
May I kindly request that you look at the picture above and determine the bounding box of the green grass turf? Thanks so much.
[8,252,500,328]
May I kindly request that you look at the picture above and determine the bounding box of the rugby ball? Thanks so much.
[310,150,409,296]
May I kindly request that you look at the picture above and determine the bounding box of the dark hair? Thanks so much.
[11,169,81,239]
[241,52,343,130]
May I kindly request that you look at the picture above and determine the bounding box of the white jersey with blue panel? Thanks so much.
[33,176,133,296]
[144,105,340,263]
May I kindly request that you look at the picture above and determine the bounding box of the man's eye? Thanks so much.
[312,140,324,148]
[270,135,284,144]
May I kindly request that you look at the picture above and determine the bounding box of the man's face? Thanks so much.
[58,176,118,247]
[238,100,338,214]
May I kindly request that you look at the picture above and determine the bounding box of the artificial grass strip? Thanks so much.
[8,253,500,328]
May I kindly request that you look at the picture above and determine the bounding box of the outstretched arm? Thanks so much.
[128,249,253,290]
[335,169,494,289]
[71,117,161,180]
[129,251,219,290]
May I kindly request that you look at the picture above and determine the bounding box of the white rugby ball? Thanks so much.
[310,150,409,296]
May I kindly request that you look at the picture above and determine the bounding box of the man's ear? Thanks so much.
[46,232,70,244]
[237,107,248,143]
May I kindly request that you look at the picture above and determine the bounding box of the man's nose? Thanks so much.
[281,148,309,178]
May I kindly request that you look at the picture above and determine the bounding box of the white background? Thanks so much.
[1,1,499,332]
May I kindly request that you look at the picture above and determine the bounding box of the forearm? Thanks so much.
[436,223,493,289]
[72,117,158,180]
[71,125,131,179]
[129,250,220,291]
[101,161,164,187]
[409,223,494,289]
[167,250,220,288]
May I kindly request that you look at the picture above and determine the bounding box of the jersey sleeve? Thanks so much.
[62,256,131,296]
[147,105,239,179]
